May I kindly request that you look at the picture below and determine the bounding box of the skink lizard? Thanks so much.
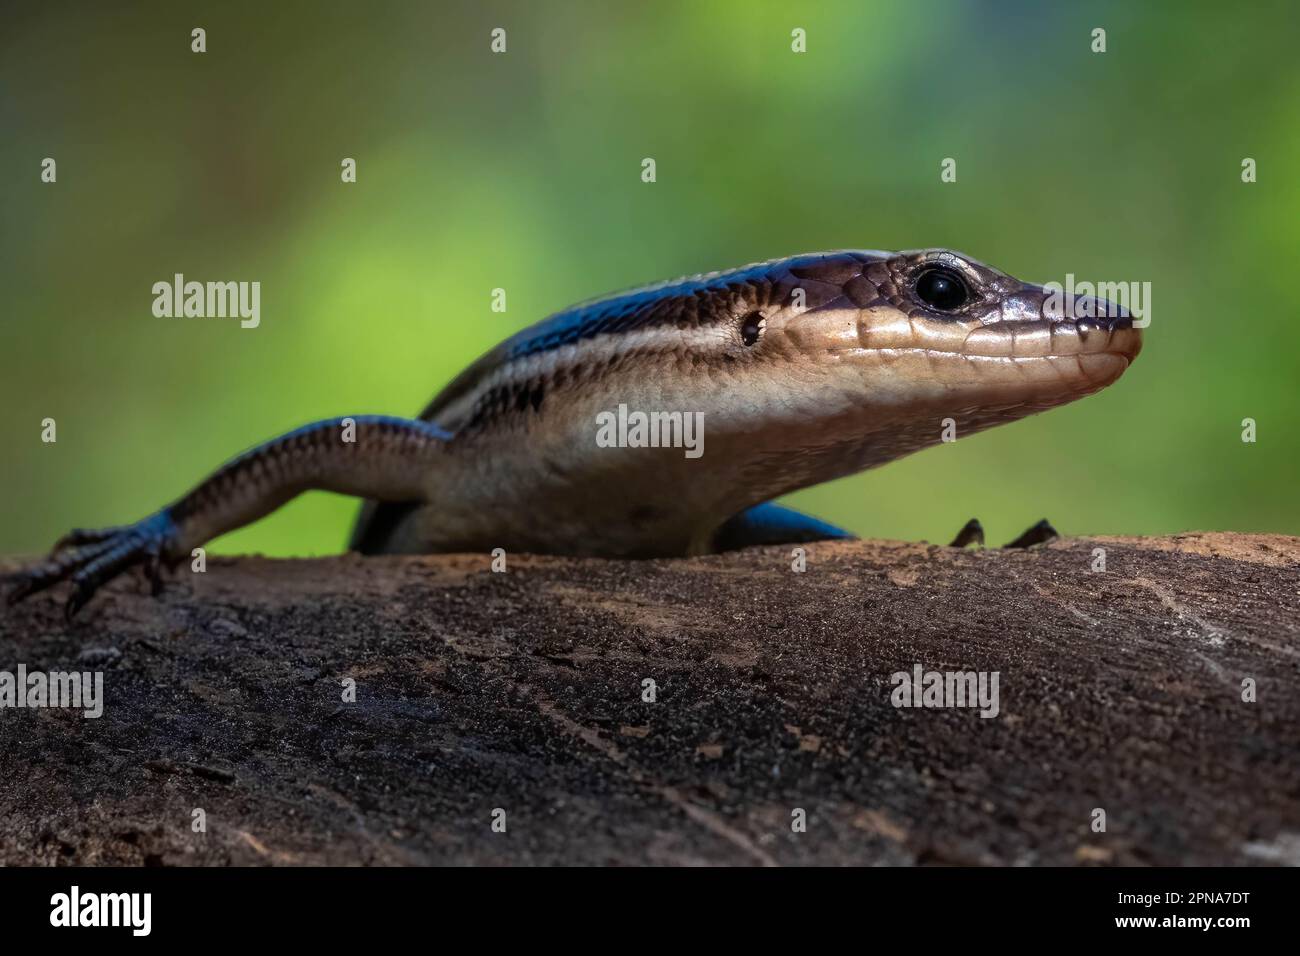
[8,249,1141,618]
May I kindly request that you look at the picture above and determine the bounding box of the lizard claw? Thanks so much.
[51,524,134,555]
[948,518,985,548]
[1003,519,1060,549]
[7,511,178,619]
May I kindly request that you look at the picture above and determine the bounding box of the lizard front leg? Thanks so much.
[7,416,451,619]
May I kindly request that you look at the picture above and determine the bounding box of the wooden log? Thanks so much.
[1,533,1296,865]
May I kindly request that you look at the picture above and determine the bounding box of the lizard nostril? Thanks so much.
[1101,300,1133,331]
[1075,296,1132,331]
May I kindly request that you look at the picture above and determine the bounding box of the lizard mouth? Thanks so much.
[951,316,1141,360]
[850,314,1141,355]
[845,284,1143,390]
[873,325,1140,395]
[940,318,1141,386]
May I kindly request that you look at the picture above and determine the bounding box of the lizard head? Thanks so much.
[685,249,1143,499]
[763,248,1142,412]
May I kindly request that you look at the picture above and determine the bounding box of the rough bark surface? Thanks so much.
[1,533,1297,866]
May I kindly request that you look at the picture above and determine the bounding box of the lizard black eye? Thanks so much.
[914,268,969,311]
[740,312,765,346]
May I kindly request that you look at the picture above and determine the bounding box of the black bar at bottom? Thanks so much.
[0,865,1283,942]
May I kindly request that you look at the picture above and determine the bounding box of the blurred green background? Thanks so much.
[2,0,1297,557]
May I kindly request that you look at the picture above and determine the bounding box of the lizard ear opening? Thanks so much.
[740,312,765,347]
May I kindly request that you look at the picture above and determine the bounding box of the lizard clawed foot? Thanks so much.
[51,524,137,554]
[1002,519,1059,549]
[7,511,178,620]
[948,518,985,548]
